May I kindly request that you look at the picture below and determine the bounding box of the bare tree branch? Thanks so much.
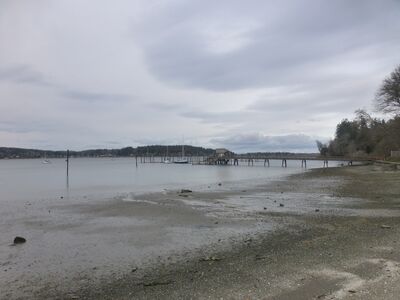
[375,65,400,115]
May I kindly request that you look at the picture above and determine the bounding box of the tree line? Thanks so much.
[317,65,400,158]
[0,145,215,159]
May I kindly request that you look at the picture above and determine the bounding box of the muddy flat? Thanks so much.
[1,164,400,299]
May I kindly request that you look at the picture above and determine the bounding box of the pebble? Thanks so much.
[13,236,26,244]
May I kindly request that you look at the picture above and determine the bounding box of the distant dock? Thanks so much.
[134,152,375,168]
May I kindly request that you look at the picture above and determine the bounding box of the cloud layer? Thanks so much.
[0,0,399,152]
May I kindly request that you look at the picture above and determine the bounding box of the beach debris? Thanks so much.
[279,203,284,207]
[143,280,174,287]
[131,267,138,273]
[180,189,192,193]
[200,256,222,262]
[13,236,26,244]
[255,255,268,260]
[244,238,252,243]
[348,289,357,293]
[381,225,391,229]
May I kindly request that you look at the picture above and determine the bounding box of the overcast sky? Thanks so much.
[1,0,399,152]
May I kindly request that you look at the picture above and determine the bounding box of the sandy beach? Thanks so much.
[2,163,400,299]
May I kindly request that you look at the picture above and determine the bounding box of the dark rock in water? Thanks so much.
[279,203,284,207]
[218,183,222,186]
[60,196,64,199]
[180,189,192,193]
[264,207,267,210]
[315,209,320,212]
[179,194,189,197]
[131,267,138,272]
[13,236,26,244]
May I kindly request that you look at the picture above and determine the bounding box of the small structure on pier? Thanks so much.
[208,148,234,165]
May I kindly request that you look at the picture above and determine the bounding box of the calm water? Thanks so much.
[0,157,339,203]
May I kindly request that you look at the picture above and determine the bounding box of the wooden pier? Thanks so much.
[198,148,373,168]
[122,146,378,168]
[132,153,372,168]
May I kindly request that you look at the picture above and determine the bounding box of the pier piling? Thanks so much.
[66,149,70,187]
[281,159,287,168]
[301,159,307,168]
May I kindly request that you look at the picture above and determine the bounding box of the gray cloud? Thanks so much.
[62,90,131,103]
[137,0,400,91]
[1,1,399,151]
[0,64,131,104]
[180,110,249,124]
[0,65,53,87]
[211,133,327,153]
[146,102,182,111]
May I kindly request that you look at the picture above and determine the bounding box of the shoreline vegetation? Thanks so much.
[0,145,215,159]
[317,65,400,160]
[0,146,321,160]
[7,163,399,299]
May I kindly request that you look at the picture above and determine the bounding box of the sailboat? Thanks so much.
[42,152,51,164]
[163,145,171,164]
[174,144,189,164]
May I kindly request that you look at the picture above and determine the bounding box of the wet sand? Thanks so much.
[2,164,400,299]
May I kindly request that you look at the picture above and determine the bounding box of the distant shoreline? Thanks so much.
[0,145,319,160]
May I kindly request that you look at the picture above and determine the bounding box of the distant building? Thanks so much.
[215,148,233,158]
[391,150,400,158]
[208,148,234,165]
